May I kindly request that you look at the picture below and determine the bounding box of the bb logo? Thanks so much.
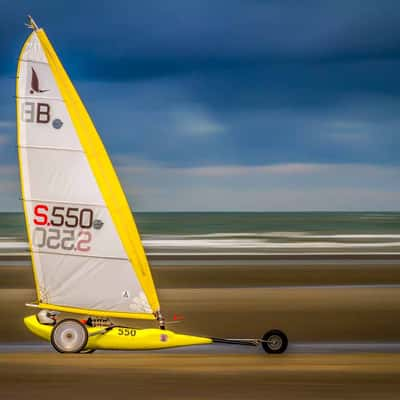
[21,102,50,124]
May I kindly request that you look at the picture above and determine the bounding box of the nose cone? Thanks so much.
[24,314,52,342]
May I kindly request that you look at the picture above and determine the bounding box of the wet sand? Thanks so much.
[2,260,400,399]
[2,285,400,343]
[1,353,400,399]
[1,262,400,342]
[3,261,400,289]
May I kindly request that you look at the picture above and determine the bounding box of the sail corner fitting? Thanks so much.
[155,311,166,330]
[25,302,40,308]
[25,15,39,31]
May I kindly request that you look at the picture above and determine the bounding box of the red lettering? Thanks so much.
[76,231,91,252]
[33,204,48,225]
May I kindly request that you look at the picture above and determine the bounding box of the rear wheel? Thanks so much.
[51,319,88,353]
[261,330,288,354]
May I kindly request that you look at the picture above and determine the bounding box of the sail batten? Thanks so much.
[23,199,106,207]
[17,28,159,320]
[20,59,49,65]
[19,145,83,152]
[32,249,129,262]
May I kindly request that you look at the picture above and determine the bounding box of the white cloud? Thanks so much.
[0,134,10,148]
[328,131,371,144]
[0,121,14,151]
[0,165,17,177]
[0,121,14,129]
[170,106,225,137]
[0,165,20,211]
[0,157,398,211]
[177,163,322,177]
[115,161,400,211]
[119,163,322,178]
[321,120,374,147]
[117,161,400,179]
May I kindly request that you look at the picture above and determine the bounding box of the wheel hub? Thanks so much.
[268,335,283,350]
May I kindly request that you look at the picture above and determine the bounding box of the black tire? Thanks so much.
[51,319,88,354]
[80,348,96,354]
[261,329,288,354]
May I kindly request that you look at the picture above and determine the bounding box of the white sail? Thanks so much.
[17,27,159,319]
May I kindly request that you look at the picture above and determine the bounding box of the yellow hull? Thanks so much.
[24,315,212,351]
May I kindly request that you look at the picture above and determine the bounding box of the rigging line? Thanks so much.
[31,249,129,262]
[22,198,106,207]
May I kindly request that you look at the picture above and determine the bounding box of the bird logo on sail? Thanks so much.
[30,68,49,94]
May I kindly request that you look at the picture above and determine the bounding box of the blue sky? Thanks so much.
[0,0,399,210]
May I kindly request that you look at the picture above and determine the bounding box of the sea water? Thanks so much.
[1,211,400,256]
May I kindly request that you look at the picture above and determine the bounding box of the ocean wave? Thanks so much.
[144,232,400,240]
[0,242,29,250]
[1,234,400,253]
[143,238,400,249]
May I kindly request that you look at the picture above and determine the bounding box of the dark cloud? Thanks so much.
[0,1,399,169]
[70,77,400,169]
[1,0,400,79]
[0,1,400,210]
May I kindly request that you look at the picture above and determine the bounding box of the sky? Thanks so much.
[0,0,399,211]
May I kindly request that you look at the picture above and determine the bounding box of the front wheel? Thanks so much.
[51,319,88,353]
[80,348,96,354]
[261,329,288,354]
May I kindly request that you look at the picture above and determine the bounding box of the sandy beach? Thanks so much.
[2,257,400,399]
[1,353,400,400]
[2,259,400,342]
